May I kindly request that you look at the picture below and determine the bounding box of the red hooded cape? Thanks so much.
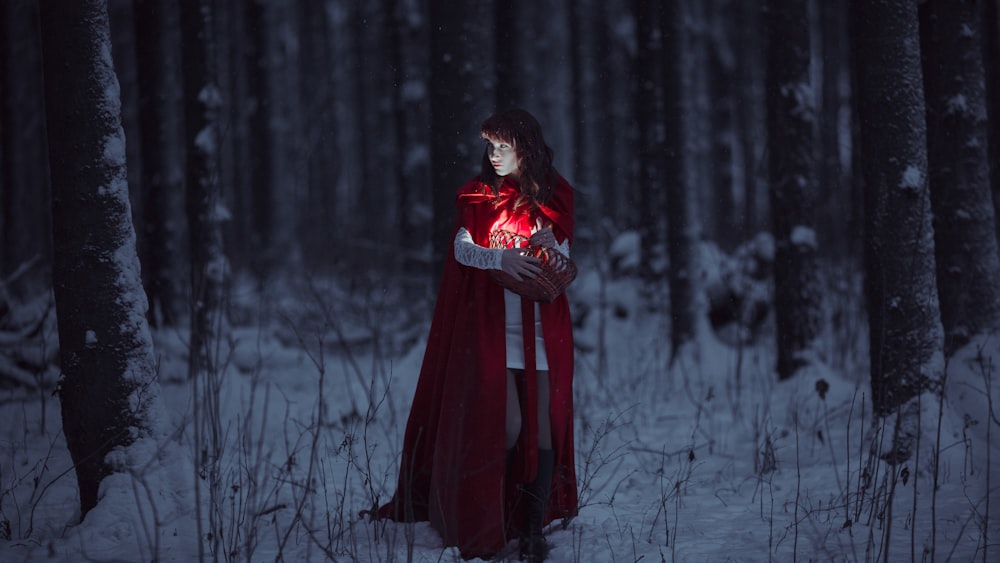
[372,174,578,559]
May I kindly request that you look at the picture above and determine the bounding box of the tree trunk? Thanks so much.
[107,1,143,238]
[390,0,432,274]
[502,0,573,175]
[568,0,608,245]
[817,0,852,260]
[39,0,162,516]
[852,0,944,463]
[1,0,51,291]
[765,0,823,380]
[356,0,398,262]
[735,0,766,239]
[634,0,667,284]
[180,0,226,382]
[983,0,1000,248]
[708,0,737,252]
[919,0,1000,356]
[428,1,495,277]
[134,0,186,327]
[662,1,700,361]
[245,0,275,282]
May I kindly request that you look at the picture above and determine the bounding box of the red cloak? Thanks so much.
[372,174,578,559]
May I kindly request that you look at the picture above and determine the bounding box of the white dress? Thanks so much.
[453,227,570,370]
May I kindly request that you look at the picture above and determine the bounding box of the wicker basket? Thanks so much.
[487,229,577,303]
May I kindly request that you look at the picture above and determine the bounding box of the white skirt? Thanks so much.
[504,289,548,370]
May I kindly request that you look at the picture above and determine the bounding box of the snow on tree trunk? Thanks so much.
[765,0,823,380]
[39,0,164,516]
[919,0,1000,356]
[852,0,945,463]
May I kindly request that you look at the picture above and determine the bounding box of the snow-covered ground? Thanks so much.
[1,249,998,562]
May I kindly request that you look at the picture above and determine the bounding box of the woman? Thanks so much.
[371,109,578,561]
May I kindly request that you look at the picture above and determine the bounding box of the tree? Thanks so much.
[983,0,1000,246]
[663,1,701,362]
[633,0,668,284]
[134,0,186,327]
[734,0,767,239]
[39,0,163,515]
[296,0,340,273]
[428,1,495,277]
[765,0,822,380]
[816,1,854,260]
[180,0,226,382]
[567,0,610,244]
[919,0,1000,356]
[707,0,738,252]
[1,0,51,291]
[498,1,573,175]
[852,0,944,463]
[244,0,299,280]
[390,0,432,273]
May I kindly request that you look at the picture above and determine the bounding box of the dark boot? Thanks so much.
[520,449,554,562]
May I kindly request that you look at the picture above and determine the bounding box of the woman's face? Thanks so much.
[483,136,520,178]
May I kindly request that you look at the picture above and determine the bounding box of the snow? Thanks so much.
[900,165,923,191]
[946,94,969,116]
[790,226,817,250]
[1,260,997,562]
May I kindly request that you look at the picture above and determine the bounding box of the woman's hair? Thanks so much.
[480,108,554,207]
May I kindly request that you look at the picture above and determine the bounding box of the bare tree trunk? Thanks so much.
[983,0,1000,248]
[603,0,637,229]
[134,0,186,327]
[663,1,700,362]
[817,0,852,260]
[245,0,275,282]
[568,0,608,244]
[852,0,944,463]
[181,0,226,381]
[39,0,162,516]
[634,0,667,284]
[328,1,366,263]
[708,0,737,251]
[428,1,494,277]
[919,0,1000,356]
[501,0,573,174]
[765,0,823,380]
[297,0,338,273]
[390,0,431,274]
[1,0,51,290]
[735,0,766,239]
[356,0,398,261]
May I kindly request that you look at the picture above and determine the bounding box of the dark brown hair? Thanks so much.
[480,108,554,208]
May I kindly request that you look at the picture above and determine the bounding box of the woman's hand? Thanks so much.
[529,227,556,248]
[501,248,542,281]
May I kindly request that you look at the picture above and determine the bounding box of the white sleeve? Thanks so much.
[454,227,504,270]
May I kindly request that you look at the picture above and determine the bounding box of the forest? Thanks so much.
[1,0,999,561]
